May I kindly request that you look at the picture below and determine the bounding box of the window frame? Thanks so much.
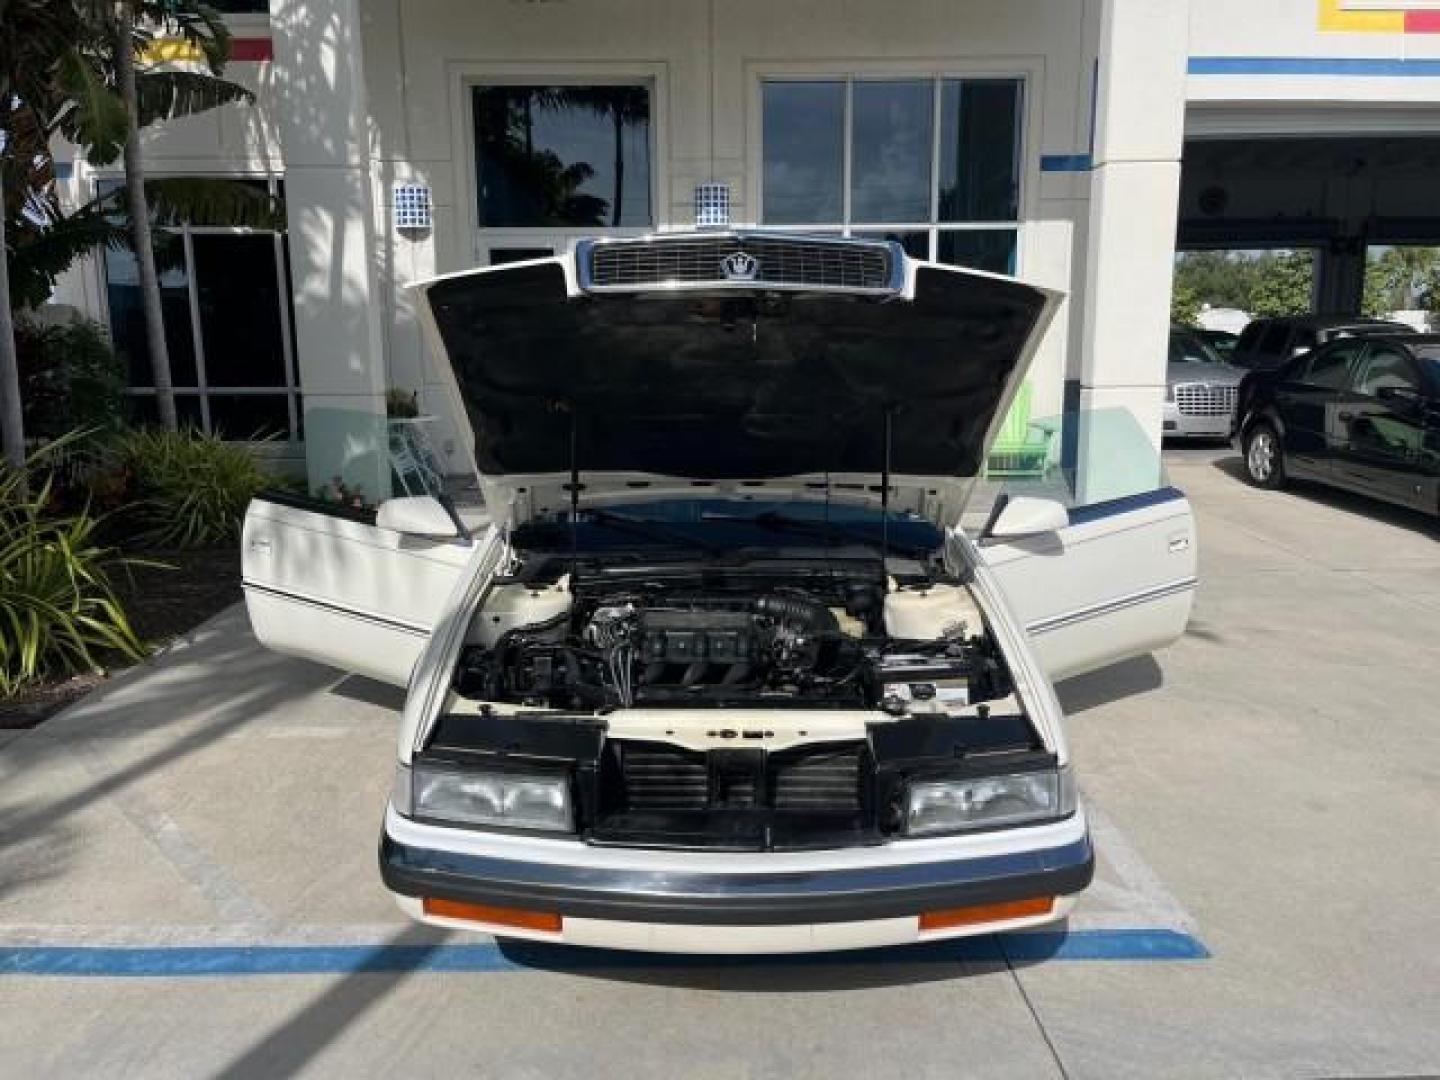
[95,173,301,441]
[749,61,1035,271]
[1296,339,1365,391]
[1351,342,1422,399]
[452,64,670,265]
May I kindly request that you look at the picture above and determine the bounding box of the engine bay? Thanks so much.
[455,558,1015,717]
[427,554,1052,851]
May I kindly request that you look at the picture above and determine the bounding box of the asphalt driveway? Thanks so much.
[0,445,1436,1079]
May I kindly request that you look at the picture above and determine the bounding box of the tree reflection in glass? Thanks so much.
[473,85,652,228]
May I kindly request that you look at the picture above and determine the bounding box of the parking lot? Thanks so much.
[1,444,1436,1079]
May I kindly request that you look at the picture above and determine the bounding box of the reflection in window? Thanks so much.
[193,234,287,388]
[206,394,292,440]
[939,80,1020,222]
[473,85,652,228]
[938,230,1016,275]
[761,76,1022,273]
[99,176,300,439]
[104,239,198,387]
[1356,346,1418,398]
[762,82,844,225]
[851,80,932,223]
[1300,342,1361,390]
[854,231,929,260]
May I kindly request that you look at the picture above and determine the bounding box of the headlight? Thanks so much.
[1165,383,1176,402]
[904,767,1075,837]
[404,762,574,833]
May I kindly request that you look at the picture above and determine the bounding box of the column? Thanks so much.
[271,0,391,503]
[1074,0,1190,503]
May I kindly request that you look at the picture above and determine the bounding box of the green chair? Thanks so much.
[984,382,1054,480]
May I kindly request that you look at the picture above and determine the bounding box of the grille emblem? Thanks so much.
[720,251,759,281]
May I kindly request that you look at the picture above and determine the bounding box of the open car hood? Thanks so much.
[412,234,1061,529]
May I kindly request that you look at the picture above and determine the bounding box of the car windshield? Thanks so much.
[514,499,945,557]
[1170,329,1223,364]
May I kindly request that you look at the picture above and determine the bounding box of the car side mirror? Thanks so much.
[376,496,461,539]
[987,496,1070,539]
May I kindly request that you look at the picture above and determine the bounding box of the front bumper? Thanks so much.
[379,805,1093,949]
[1163,401,1233,438]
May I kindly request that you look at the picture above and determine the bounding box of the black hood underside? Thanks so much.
[424,261,1050,479]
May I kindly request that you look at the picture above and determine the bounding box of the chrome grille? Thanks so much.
[1175,383,1238,417]
[582,234,898,293]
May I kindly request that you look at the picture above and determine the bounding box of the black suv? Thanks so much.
[1230,316,1414,371]
[1233,333,1440,516]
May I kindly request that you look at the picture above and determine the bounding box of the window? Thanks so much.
[1169,329,1220,365]
[760,77,1022,274]
[1299,341,1362,390]
[102,176,299,439]
[472,84,652,229]
[1355,345,1419,398]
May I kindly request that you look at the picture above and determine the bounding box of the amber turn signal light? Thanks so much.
[422,897,562,932]
[919,896,1054,931]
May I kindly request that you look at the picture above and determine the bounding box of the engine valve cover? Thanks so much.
[638,609,757,665]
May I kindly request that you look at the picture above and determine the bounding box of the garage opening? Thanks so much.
[1176,136,1440,330]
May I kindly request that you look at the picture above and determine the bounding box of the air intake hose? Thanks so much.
[754,594,840,637]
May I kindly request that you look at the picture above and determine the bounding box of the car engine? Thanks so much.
[455,567,1013,713]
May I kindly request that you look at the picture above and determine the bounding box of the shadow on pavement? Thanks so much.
[1210,457,1439,538]
[493,935,1010,991]
[1054,655,1164,716]
[208,926,450,1080]
[0,615,340,902]
[328,674,408,712]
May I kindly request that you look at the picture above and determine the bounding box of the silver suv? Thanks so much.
[1164,326,1245,439]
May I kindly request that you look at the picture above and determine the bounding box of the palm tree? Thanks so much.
[1,0,264,439]
[0,177,22,476]
[109,1,252,429]
[0,0,93,475]
[114,3,176,427]
[545,87,651,227]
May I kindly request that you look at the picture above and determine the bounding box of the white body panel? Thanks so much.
[241,497,474,685]
[981,493,1197,682]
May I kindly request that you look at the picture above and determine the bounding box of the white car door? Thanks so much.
[241,492,476,686]
[981,486,1197,682]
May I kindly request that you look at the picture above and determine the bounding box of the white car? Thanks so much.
[241,233,1196,955]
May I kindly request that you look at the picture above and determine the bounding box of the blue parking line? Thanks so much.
[0,929,1206,977]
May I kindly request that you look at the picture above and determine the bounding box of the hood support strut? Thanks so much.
[564,400,580,579]
[880,406,894,570]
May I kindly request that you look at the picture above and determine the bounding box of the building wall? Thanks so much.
[361,0,1114,475]
[55,1,1200,497]
[1189,0,1440,117]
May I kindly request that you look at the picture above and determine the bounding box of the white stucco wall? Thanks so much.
[357,0,1109,472]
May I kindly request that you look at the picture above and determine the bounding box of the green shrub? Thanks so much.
[16,318,127,440]
[107,428,274,548]
[0,466,146,696]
